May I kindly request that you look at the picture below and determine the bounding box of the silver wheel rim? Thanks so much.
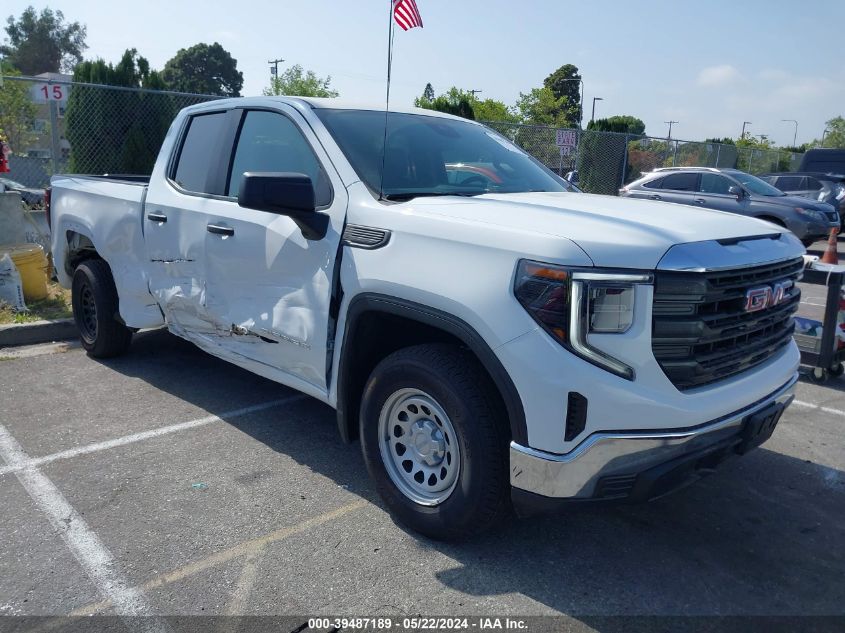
[378,388,461,506]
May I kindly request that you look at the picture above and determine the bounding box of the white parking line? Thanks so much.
[0,394,308,477]
[792,399,845,417]
[0,424,167,632]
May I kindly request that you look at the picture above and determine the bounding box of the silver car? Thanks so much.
[620,167,839,246]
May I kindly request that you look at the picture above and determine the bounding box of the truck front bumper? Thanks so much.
[509,374,797,515]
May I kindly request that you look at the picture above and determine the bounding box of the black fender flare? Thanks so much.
[335,293,528,446]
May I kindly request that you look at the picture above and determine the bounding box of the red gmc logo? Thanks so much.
[744,280,793,313]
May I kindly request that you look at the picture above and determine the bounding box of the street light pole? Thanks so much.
[468,89,483,98]
[665,120,678,141]
[591,97,603,124]
[781,119,798,147]
[741,121,752,139]
[822,129,830,146]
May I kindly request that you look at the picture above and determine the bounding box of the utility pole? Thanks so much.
[822,129,830,146]
[268,58,285,80]
[468,89,482,98]
[665,120,678,141]
[741,121,752,140]
[781,119,798,147]
[591,96,603,124]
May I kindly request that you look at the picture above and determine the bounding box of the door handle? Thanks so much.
[207,223,234,236]
[649,194,662,200]
[147,212,168,223]
[694,198,707,204]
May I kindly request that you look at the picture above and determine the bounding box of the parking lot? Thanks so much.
[1,275,844,626]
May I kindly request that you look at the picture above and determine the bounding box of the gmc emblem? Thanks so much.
[744,280,793,313]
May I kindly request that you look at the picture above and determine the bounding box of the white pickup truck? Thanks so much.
[49,97,803,539]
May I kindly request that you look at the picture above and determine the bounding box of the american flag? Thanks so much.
[393,0,423,31]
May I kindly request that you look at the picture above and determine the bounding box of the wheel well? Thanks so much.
[65,230,102,276]
[336,295,527,445]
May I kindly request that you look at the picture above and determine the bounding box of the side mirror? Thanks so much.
[238,172,329,240]
[728,185,744,199]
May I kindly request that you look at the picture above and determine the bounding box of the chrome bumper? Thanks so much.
[510,375,797,499]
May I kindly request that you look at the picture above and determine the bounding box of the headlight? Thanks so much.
[514,260,652,380]
[795,207,826,222]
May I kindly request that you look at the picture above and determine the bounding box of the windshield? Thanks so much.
[314,109,575,200]
[725,170,786,197]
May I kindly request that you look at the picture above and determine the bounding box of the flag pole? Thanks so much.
[379,0,395,200]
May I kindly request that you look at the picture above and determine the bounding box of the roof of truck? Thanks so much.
[185,95,472,122]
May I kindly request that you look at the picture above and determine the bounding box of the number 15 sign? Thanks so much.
[30,83,70,104]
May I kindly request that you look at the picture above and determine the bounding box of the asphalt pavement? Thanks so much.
[0,288,844,627]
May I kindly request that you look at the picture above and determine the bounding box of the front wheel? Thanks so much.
[359,344,511,540]
[72,259,132,358]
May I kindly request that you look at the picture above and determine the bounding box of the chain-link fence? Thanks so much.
[485,121,805,195]
[1,75,220,199]
[1,74,806,202]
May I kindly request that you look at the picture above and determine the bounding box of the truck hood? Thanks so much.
[409,192,788,269]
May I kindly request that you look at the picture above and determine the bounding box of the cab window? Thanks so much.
[172,112,228,194]
[226,110,332,206]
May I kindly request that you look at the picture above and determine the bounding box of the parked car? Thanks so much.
[620,167,838,246]
[0,177,46,207]
[758,172,845,227]
[49,98,802,539]
[799,148,845,173]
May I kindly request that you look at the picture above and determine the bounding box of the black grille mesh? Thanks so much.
[652,257,803,390]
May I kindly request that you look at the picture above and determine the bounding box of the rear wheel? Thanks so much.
[359,344,511,540]
[72,259,132,358]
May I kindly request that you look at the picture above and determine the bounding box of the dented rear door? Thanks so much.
[144,108,239,339]
[202,105,348,392]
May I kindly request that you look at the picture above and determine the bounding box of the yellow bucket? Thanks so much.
[2,243,48,302]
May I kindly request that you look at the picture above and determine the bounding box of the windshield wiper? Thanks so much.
[382,191,484,202]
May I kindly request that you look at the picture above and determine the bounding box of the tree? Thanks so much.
[263,64,338,98]
[472,97,518,123]
[0,61,37,151]
[543,64,582,126]
[1,6,87,75]
[161,42,243,96]
[814,116,845,148]
[414,87,476,119]
[421,82,434,104]
[514,87,574,127]
[587,115,646,135]
[65,49,176,174]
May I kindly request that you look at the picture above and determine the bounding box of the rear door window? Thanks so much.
[172,112,228,194]
[661,172,699,191]
[642,177,664,189]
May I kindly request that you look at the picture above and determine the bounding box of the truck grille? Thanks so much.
[652,257,803,390]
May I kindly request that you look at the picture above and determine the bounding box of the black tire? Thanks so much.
[829,362,845,377]
[359,343,511,540]
[71,259,132,358]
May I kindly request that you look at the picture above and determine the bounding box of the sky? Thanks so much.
[4,0,844,146]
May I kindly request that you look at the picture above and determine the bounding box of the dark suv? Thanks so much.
[620,167,839,246]
[758,172,845,225]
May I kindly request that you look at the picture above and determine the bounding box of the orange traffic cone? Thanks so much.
[821,227,840,265]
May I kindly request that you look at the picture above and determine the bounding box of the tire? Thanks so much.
[71,259,132,358]
[829,362,845,377]
[359,344,511,541]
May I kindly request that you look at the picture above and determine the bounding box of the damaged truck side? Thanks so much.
[50,97,803,540]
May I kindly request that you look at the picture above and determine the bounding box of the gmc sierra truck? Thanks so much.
[49,97,803,540]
